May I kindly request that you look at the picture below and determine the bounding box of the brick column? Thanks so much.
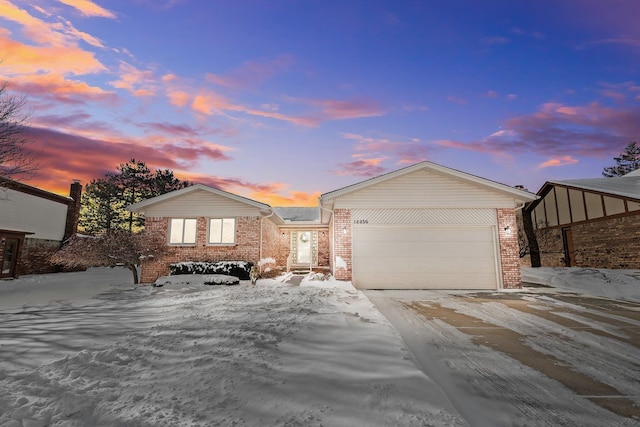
[334,209,352,281]
[64,180,82,239]
[141,217,170,283]
[497,208,522,289]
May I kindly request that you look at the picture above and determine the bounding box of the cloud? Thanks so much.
[332,157,386,177]
[110,62,157,97]
[446,95,468,105]
[206,54,295,90]
[342,133,429,165]
[182,174,319,207]
[539,156,579,168]
[138,122,200,137]
[2,73,117,105]
[591,37,640,49]
[0,1,107,47]
[311,98,383,120]
[435,101,640,160]
[21,126,233,194]
[0,28,107,75]
[167,89,190,107]
[190,90,316,126]
[483,90,499,98]
[57,0,116,18]
[597,82,640,103]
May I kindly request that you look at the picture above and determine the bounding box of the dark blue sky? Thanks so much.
[2,0,639,204]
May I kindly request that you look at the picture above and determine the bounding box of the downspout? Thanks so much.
[259,208,275,272]
[319,200,335,277]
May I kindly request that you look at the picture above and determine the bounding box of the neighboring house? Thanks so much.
[523,169,640,268]
[129,161,535,289]
[0,179,82,278]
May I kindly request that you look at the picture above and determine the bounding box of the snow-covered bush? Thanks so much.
[169,261,254,280]
[306,272,333,281]
[155,274,239,287]
[50,230,168,284]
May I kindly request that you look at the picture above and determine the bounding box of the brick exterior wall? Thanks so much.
[333,209,352,280]
[260,218,280,271]
[64,181,82,239]
[536,213,640,269]
[140,216,261,283]
[497,208,522,289]
[277,229,292,268]
[534,227,565,267]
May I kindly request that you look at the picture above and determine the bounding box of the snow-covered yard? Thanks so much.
[1,267,639,426]
[0,269,463,426]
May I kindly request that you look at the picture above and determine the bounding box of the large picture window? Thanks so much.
[169,218,197,244]
[209,218,235,244]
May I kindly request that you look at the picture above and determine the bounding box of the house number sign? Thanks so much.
[353,219,369,224]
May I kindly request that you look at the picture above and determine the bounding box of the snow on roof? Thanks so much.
[548,176,640,201]
[272,207,320,222]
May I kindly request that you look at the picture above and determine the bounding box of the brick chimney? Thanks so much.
[64,180,82,239]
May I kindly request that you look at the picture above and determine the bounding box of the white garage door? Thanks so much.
[352,225,499,289]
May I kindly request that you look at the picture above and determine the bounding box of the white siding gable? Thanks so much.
[143,189,263,218]
[333,168,517,209]
[0,188,68,240]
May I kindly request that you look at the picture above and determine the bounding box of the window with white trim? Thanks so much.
[208,218,236,244]
[169,218,197,244]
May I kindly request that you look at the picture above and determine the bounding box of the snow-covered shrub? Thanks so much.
[50,231,168,284]
[306,272,333,281]
[170,261,254,280]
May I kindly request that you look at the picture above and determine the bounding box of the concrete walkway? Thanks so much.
[285,275,304,286]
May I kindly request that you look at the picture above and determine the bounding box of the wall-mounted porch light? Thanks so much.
[504,226,511,234]
[342,226,347,234]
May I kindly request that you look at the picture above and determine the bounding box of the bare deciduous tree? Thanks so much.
[0,82,36,182]
[50,230,169,284]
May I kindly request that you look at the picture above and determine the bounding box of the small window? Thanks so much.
[209,218,236,244]
[169,218,197,244]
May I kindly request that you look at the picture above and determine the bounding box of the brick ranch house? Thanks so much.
[128,161,535,289]
[523,169,640,269]
[0,179,82,278]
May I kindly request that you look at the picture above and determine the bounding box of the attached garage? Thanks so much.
[353,224,498,289]
[320,162,536,290]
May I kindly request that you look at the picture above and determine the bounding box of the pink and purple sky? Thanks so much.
[1,0,639,205]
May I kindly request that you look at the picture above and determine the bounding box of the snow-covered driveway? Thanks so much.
[0,268,465,426]
[367,278,640,427]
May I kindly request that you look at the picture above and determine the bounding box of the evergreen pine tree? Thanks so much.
[602,142,640,177]
[79,159,191,234]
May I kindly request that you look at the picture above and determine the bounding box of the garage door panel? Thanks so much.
[353,225,498,290]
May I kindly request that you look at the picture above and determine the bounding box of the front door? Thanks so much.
[297,231,311,264]
[1,238,20,278]
[562,228,575,267]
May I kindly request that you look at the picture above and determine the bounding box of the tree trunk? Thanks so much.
[522,205,541,267]
[126,262,139,284]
